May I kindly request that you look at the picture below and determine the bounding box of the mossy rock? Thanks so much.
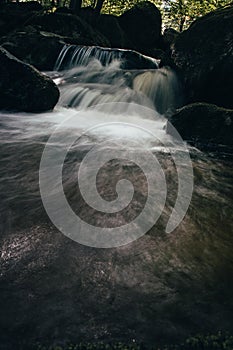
[167,102,233,146]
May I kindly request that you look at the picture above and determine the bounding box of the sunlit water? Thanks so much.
[0,47,233,349]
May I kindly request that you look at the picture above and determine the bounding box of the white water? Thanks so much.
[54,45,159,71]
[0,46,187,240]
[0,46,185,169]
[1,45,233,349]
[52,45,182,117]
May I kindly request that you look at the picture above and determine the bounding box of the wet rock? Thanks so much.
[0,47,59,112]
[167,103,233,146]
[54,45,158,71]
[173,4,233,109]
[119,1,162,52]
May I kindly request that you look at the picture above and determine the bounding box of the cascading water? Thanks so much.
[53,45,182,114]
[0,45,233,349]
[54,45,159,70]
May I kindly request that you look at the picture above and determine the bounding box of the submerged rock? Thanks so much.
[167,103,233,146]
[173,4,233,109]
[0,47,59,113]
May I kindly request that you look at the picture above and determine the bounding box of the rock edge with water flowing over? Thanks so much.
[0,3,165,71]
[0,47,59,113]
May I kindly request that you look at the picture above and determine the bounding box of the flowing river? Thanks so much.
[0,46,233,349]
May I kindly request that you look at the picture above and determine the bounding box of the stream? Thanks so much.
[0,46,233,349]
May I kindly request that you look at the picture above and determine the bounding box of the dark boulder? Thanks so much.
[0,12,110,71]
[77,9,132,49]
[0,24,90,71]
[167,103,233,146]
[0,2,41,37]
[95,14,130,48]
[119,1,162,52]
[173,4,233,109]
[26,12,110,47]
[163,28,179,51]
[0,26,66,71]
[55,6,73,14]
[78,6,97,23]
[0,47,59,113]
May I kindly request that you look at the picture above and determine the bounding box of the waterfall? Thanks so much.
[54,44,159,71]
[133,68,183,114]
[54,45,182,114]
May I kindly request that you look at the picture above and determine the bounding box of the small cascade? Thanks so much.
[55,59,182,114]
[59,82,154,110]
[57,61,154,110]
[51,44,183,114]
[133,68,183,114]
[54,45,159,71]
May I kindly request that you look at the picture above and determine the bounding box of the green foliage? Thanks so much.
[104,0,164,16]
[34,0,233,31]
[81,0,163,16]
[82,0,233,30]
[161,0,233,31]
[102,0,140,16]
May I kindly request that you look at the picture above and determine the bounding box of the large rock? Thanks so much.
[173,4,233,109]
[0,12,110,70]
[167,103,233,146]
[95,14,130,49]
[119,1,162,52]
[77,8,132,49]
[0,27,66,71]
[26,12,109,47]
[163,28,179,51]
[0,47,59,112]
[0,2,42,37]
